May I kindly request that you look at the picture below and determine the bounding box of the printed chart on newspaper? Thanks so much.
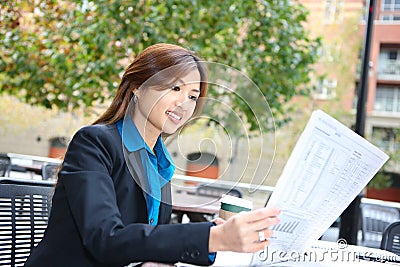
[266,110,389,253]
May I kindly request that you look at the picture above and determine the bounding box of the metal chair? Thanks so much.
[380,221,400,256]
[360,202,400,248]
[0,154,11,177]
[0,178,55,266]
[41,162,59,180]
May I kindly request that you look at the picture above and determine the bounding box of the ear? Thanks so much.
[132,88,142,97]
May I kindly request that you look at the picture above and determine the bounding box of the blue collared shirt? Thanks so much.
[117,119,175,225]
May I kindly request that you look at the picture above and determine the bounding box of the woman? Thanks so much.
[25,43,280,267]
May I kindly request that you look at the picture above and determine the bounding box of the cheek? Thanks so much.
[149,98,167,115]
[185,104,197,118]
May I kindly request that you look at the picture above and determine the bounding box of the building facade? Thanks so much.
[362,0,400,200]
[363,0,400,167]
[298,0,400,201]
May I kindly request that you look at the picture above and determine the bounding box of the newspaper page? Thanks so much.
[264,110,389,254]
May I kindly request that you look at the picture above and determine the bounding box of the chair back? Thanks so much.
[360,202,400,248]
[41,162,59,180]
[196,184,243,198]
[0,178,55,266]
[380,221,400,256]
[0,154,11,177]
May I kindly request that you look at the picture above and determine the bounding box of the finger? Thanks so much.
[238,207,281,223]
[240,239,270,253]
[213,217,225,225]
[253,240,270,253]
[250,216,280,231]
[254,229,274,243]
[258,230,266,242]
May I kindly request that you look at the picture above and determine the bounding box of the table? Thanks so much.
[172,190,220,214]
[19,164,42,175]
[8,153,61,177]
[171,190,221,222]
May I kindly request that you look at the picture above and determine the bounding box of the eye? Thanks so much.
[189,95,198,101]
[171,85,180,91]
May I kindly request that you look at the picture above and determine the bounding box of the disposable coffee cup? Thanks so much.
[219,195,253,220]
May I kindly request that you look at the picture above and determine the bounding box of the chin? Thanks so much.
[162,127,176,135]
[163,124,184,135]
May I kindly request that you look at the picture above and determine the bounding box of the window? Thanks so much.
[320,43,342,63]
[381,14,400,21]
[383,0,392,10]
[389,51,398,60]
[371,127,399,152]
[374,86,400,113]
[378,48,400,75]
[314,79,337,100]
[324,0,344,23]
[383,0,400,11]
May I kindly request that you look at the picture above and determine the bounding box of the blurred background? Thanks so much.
[1,0,399,199]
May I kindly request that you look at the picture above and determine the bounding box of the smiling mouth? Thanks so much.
[166,111,182,121]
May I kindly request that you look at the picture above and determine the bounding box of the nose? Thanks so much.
[175,92,187,108]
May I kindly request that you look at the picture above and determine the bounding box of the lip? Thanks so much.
[166,110,183,124]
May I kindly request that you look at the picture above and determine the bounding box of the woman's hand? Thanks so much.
[208,207,280,253]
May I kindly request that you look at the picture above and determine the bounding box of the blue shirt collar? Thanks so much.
[117,116,146,152]
[116,117,175,175]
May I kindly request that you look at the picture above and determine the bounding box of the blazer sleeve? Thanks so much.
[59,126,214,266]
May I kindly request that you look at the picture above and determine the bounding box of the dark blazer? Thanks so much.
[25,124,214,267]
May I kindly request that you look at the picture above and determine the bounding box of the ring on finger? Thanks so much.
[258,231,266,242]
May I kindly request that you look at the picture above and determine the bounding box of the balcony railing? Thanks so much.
[378,59,400,81]
[371,140,399,153]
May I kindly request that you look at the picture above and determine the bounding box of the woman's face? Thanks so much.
[134,68,201,138]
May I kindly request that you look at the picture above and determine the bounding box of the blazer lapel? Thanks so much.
[159,183,172,224]
[124,148,173,224]
[124,149,149,215]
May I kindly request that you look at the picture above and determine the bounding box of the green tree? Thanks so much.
[1,0,320,131]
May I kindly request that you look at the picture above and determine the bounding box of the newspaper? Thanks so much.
[265,110,389,254]
[175,110,393,267]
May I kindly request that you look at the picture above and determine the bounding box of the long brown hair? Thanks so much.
[93,43,208,125]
